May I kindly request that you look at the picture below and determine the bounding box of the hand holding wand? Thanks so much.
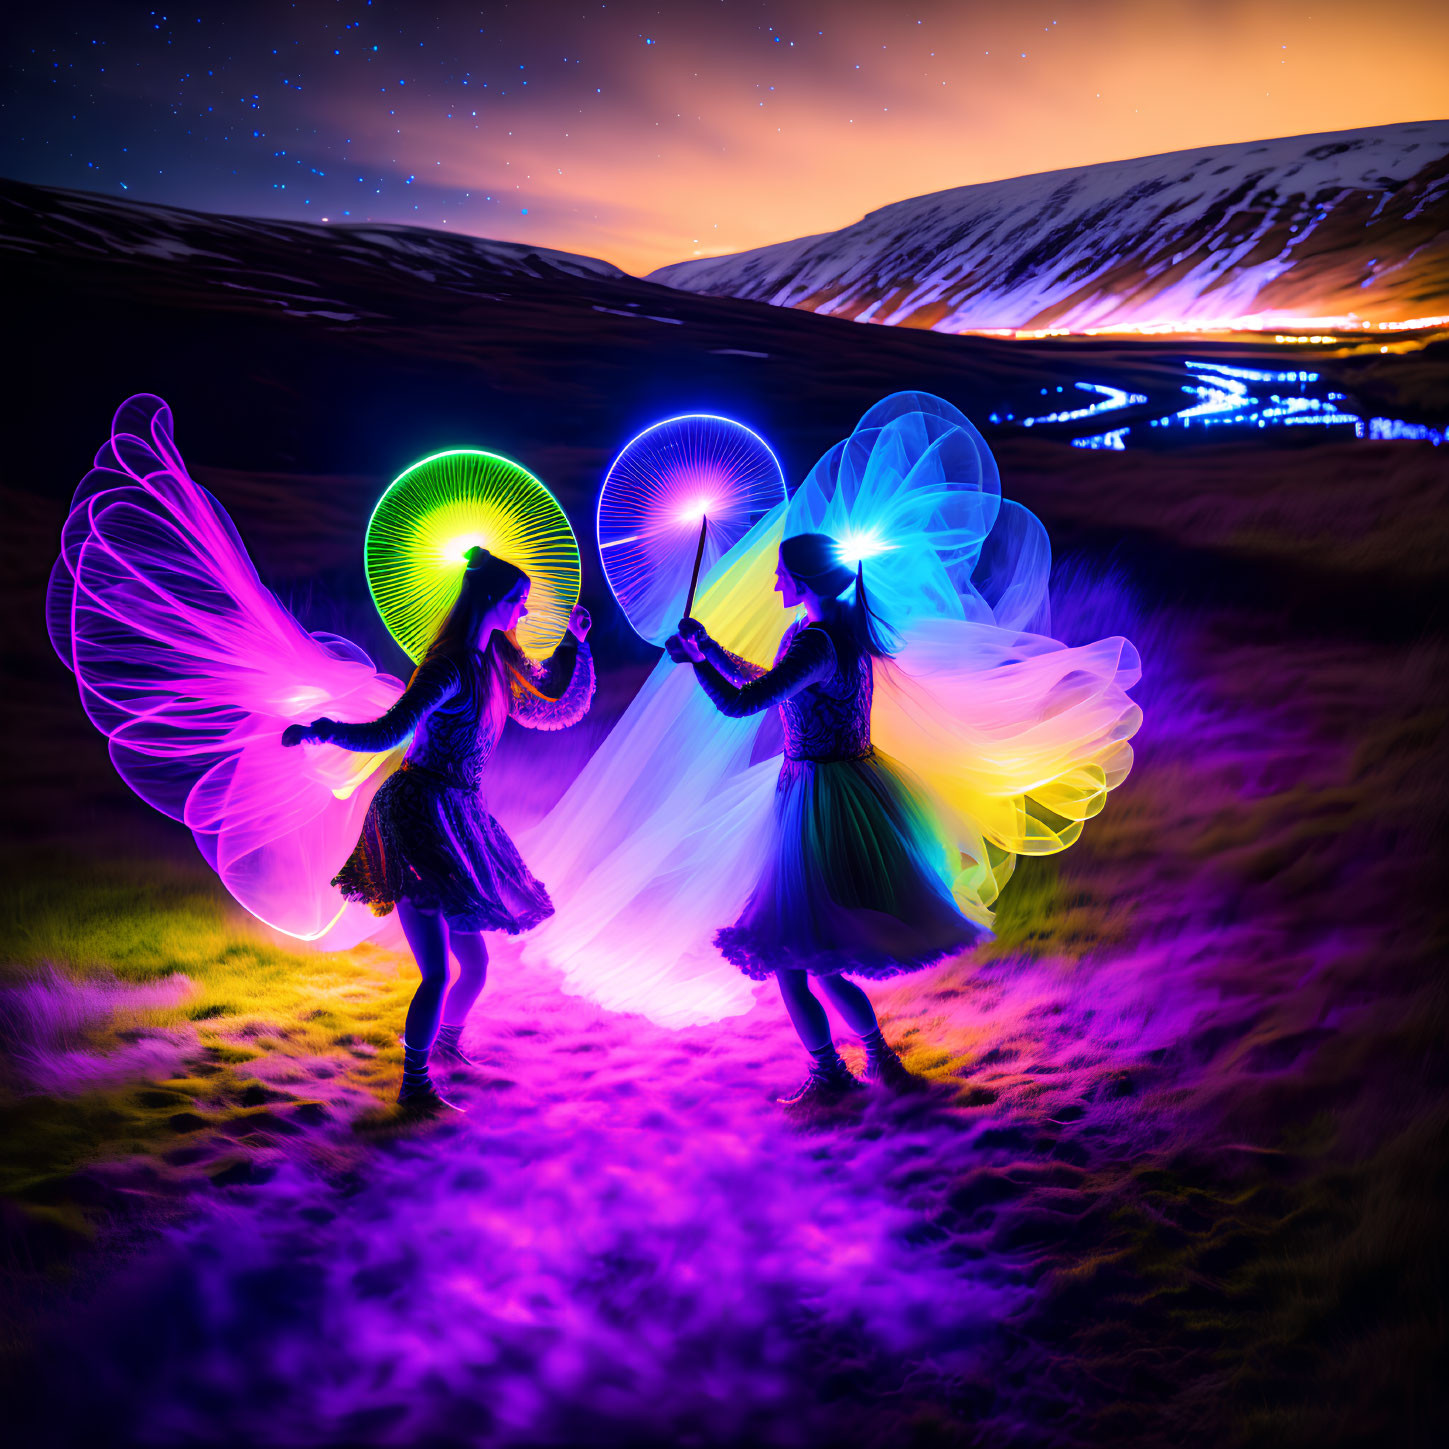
[665,515,710,663]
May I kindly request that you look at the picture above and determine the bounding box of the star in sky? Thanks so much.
[2,0,1444,273]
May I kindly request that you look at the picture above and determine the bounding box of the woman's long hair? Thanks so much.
[779,533,899,659]
[421,546,530,729]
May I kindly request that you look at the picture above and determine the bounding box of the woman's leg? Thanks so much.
[443,930,488,1027]
[816,974,880,1036]
[819,973,916,1087]
[775,968,832,1052]
[396,898,450,1048]
[774,969,863,1105]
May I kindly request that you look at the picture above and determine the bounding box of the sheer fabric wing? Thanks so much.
[875,622,1141,922]
[47,394,407,946]
[786,390,1139,925]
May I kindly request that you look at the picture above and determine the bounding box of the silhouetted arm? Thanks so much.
[698,635,766,686]
[677,617,766,685]
[509,639,596,731]
[692,627,834,719]
[304,656,461,751]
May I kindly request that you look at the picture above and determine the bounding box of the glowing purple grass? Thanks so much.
[16,502,1434,1443]
[24,884,1346,1444]
[0,968,196,1094]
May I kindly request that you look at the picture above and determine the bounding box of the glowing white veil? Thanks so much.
[522,393,1141,1026]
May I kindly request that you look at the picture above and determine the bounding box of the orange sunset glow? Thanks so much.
[5,1,1446,276]
[323,0,1449,274]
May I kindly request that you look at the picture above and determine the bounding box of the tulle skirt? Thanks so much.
[333,763,554,934]
[716,748,985,980]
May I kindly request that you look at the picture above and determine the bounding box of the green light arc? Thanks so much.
[365,448,582,664]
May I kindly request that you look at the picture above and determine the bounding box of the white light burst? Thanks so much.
[835,529,895,566]
[444,532,489,562]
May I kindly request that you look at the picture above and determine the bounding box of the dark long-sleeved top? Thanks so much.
[696,634,766,687]
[321,637,594,787]
[691,621,873,763]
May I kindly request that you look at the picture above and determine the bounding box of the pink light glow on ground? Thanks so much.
[10,576,1440,1442]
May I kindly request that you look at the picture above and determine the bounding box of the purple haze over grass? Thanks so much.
[7,545,1444,1445]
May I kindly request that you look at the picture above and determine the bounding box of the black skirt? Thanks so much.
[333,763,553,933]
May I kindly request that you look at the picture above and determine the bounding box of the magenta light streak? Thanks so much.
[46,394,408,945]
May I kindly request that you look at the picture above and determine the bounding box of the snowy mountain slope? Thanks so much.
[648,122,1449,332]
[0,181,625,320]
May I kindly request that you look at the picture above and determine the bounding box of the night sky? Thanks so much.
[4,0,1445,275]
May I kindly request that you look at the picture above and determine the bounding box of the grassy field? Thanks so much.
[1,197,1444,1441]
[3,541,1445,1443]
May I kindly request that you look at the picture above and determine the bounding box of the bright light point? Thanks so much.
[836,530,894,566]
[597,415,787,645]
[445,535,488,562]
[279,686,330,712]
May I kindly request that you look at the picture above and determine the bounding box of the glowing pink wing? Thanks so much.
[47,394,406,944]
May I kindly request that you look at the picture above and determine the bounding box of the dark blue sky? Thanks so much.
[4,0,1442,273]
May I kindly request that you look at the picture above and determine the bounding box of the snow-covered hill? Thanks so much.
[648,122,1449,333]
[0,181,625,320]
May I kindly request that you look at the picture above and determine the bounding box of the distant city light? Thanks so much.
[1015,361,1447,451]
[964,314,1449,343]
[1016,381,1147,428]
[1072,427,1129,450]
[1358,417,1444,445]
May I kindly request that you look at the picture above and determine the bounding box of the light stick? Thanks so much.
[682,514,708,622]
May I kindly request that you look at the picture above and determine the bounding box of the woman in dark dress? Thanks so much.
[284,548,594,1109]
[670,533,983,1109]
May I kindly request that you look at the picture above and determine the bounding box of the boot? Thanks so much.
[433,1022,476,1067]
[777,1043,866,1109]
[397,1038,463,1113]
[860,1028,923,1091]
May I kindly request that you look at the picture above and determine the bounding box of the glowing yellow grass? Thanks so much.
[366,450,581,662]
[0,857,419,1208]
